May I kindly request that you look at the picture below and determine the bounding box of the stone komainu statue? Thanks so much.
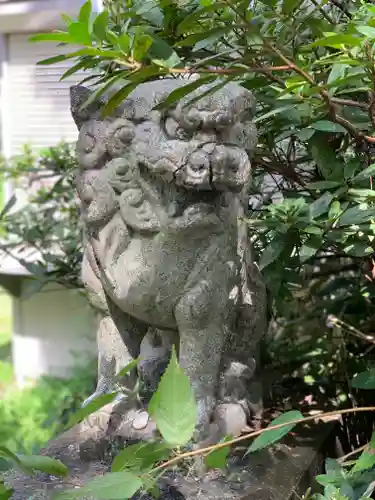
[70,79,267,442]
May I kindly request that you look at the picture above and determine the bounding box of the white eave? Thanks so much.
[0,0,84,33]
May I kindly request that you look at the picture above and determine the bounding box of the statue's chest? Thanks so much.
[114,234,203,324]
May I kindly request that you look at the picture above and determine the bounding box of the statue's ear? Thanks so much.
[70,85,101,129]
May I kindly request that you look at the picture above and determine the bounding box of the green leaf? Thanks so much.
[117,33,131,54]
[153,75,216,110]
[311,120,346,133]
[17,455,68,477]
[79,1,92,25]
[116,358,139,378]
[0,483,12,500]
[352,369,375,389]
[309,192,334,218]
[307,181,342,190]
[337,205,375,227]
[54,471,143,499]
[282,0,301,14]
[0,447,31,475]
[253,105,294,124]
[136,1,164,27]
[148,346,197,447]
[149,35,181,68]
[63,392,118,430]
[177,27,232,47]
[306,35,362,48]
[60,58,93,81]
[356,26,375,39]
[111,442,170,473]
[68,21,92,46]
[327,64,349,87]
[247,410,303,453]
[93,10,109,41]
[299,235,322,263]
[309,136,342,180]
[348,188,375,199]
[132,33,153,61]
[353,164,375,183]
[259,239,285,270]
[352,432,375,473]
[176,5,219,36]
[29,32,72,43]
[204,436,232,469]
[102,65,162,118]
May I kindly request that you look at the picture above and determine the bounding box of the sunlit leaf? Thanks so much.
[352,432,375,473]
[29,32,72,43]
[63,392,118,430]
[204,436,232,469]
[148,346,197,446]
[93,10,109,41]
[53,471,143,499]
[356,26,375,39]
[17,455,68,477]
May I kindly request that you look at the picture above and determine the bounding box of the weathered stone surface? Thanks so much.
[70,78,267,445]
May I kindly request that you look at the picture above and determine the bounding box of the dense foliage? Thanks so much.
[0,143,82,291]
[0,363,95,456]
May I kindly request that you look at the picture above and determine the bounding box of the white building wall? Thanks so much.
[12,282,98,387]
[0,0,98,387]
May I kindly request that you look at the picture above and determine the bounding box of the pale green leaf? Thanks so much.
[306,35,362,48]
[68,21,92,46]
[29,32,72,43]
[352,431,375,473]
[148,346,197,446]
[53,471,143,499]
[93,11,109,41]
[247,410,303,453]
[356,26,375,39]
[79,1,92,26]
[17,455,68,477]
[63,392,118,430]
[116,358,139,378]
[204,436,232,469]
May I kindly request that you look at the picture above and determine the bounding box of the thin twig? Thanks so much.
[151,406,375,474]
[337,443,367,464]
